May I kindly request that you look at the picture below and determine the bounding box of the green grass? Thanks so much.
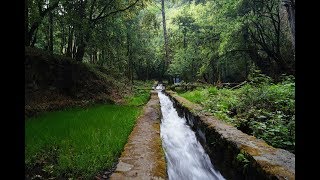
[25,104,142,179]
[124,80,154,106]
[179,89,208,104]
[126,90,150,106]
[178,76,295,153]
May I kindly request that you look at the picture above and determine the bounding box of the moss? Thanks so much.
[239,145,261,156]
[256,160,295,180]
[151,122,167,179]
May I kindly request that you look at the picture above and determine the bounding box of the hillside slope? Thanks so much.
[25,47,129,117]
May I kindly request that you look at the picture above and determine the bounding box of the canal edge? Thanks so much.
[109,90,168,179]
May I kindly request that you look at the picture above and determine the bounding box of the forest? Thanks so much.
[25,0,295,179]
[26,0,295,82]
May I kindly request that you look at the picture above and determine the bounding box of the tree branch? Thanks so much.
[40,0,60,17]
[89,0,97,20]
[93,0,116,21]
[92,0,139,23]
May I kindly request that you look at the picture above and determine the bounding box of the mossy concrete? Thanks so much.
[110,91,167,180]
[166,90,295,180]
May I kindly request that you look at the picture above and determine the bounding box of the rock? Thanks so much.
[115,161,134,172]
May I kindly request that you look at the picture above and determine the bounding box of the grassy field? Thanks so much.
[25,81,153,179]
[25,105,140,179]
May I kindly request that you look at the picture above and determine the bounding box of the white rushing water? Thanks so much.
[157,89,225,180]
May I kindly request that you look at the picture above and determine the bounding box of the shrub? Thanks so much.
[179,75,295,153]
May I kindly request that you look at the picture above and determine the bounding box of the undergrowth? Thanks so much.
[179,74,295,153]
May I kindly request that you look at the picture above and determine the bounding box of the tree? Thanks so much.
[282,0,295,49]
[161,0,170,71]
[26,0,60,46]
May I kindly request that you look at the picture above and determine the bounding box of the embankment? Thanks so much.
[25,47,129,117]
[166,90,295,180]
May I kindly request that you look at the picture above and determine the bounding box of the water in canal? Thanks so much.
[157,88,225,180]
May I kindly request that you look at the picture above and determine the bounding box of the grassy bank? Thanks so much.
[124,80,154,106]
[25,105,140,179]
[25,80,153,179]
[179,75,295,153]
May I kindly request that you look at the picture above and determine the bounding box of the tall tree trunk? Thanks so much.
[93,49,97,64]
[74,0,88,61]
[26,1,59,46]
[203,74,208,83]
[243,26,250,79]
[49,11,54,54]
[146,59,149,80]
[101,49,105,66]
[89,51,93,63]
[283,0,295,49]
[210,58,216,84]
[60,22,65,54]
[126,30,133,83]
[161,0,169,67]
[75,42,86,62]
[217,59,221,84]
[25,0,28,46]
[31,28,38,47]
[183,29,187,48]
[75,26,91,61]
[73,37,77,59]
[28,23,40,47]
[66,26,74,57]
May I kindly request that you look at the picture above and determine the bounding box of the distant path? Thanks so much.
[110,91,167,180]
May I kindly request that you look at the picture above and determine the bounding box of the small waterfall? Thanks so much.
[157,86,225,180]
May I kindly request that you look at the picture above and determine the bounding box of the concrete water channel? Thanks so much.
[110,85,295,180]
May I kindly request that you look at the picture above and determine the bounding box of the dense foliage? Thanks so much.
[26,0,294,83]
[166,0,294,83]
[180,75,295,153]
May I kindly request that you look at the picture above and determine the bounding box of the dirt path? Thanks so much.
[110,91,167,180]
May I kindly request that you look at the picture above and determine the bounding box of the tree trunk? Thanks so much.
[25,0,28,46]
[74,0,88,62]
[72,38,77,59]
[161,0,169,67]
[28,22,40,47]
[126,30,133,83]
[60,22,65,54]
[210,58,216,84]
[93,49,97,64]
[75,42,86,62]
[202,74,208,83]
[49,11,54,54]
[26,1,59,46]
[283,0,295,49]
[75,27,91,61]
[101,49,105,66]
[66,26,74,57]
[89,51,93,63]
[31,28,38,47]
[183,29,187,48]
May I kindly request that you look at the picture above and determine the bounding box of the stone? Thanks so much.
[115,161,134,172]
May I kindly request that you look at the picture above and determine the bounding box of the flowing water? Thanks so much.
[157,88,225,180]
